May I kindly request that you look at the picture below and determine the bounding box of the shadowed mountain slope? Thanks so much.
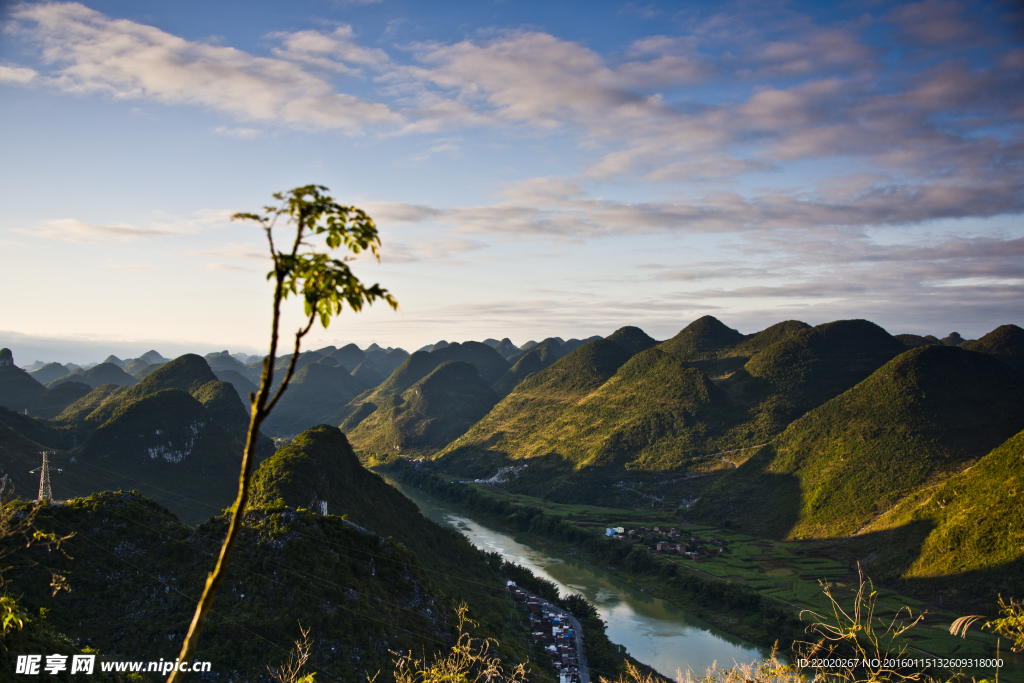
[963,323,1024,373]
[494,338,519,359]
[54,384,128,423]
[437,338,634,472]
[212,368,258,409]
[692,345,1024,539]
[49,362,138,389]
[28,363,70,385]
[0,362,48,413]
[82,354,247,435]
[605,326,658,356]
[32,381,93,419]
[138,350,166,364]
[351,359,386,387]
[493,344,560,399]
[331,343,368,370]
[122,358,151,376]
[259,363,369,436]
[375,347,410,376]
[346,361,498,456]
[896,333,941,348]
[61,388,244,524]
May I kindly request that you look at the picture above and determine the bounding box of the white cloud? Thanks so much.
[10,2,401,133]
[189,242,269,261]
[205,262,259,273]
[30,218,178,243]
[271,25,390,72]
[0,64,38,83]
[214,126,263,138]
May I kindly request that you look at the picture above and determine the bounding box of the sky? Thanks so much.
[1,0,1022,364]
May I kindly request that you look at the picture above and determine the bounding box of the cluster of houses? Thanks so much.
[508,583,583,683]
[410,458,434,472]
[604,525,726,560]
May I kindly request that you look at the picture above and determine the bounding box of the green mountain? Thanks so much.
[0,361,48,413]
[60,388,245,524]
[658,315,745,359]
[0,405,73,497]
[730,319,906,438]
[206,351,249,374]
[352,343,509,416]
[259,363,369,437]
[431,342,509,384]
[16,492,463,681]
[83,354,246,433]
[376,347,411,376]
[24,355,272,523]
[271,351,324,379]
[902,428,1024,596]
[212,368,259,408]
[31,381,93,419]
[28,362,71,384]
[249,425,533,648]
[122,358,151,376]
[54,383,128,424]
[605,326,658,355]
[692,345,1024,540]
[49,362,138,389]
[494,338,519,359]
[331,343,368,371]
[347,361,498,456]
[351,359,386,387]
[134,361,165,378]
[138,349,166,364]
[436,318,914,505]
[963,323,1024,373]
[493,344,559,399]
[506,338,561,366]
[437,338,634,475]
[896,333,941,348]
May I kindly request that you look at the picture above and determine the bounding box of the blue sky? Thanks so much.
[1,0,1022,363]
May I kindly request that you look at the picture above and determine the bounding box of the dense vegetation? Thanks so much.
[347,362,498,456]
[7,492,463,681]
[695,345,1024,538]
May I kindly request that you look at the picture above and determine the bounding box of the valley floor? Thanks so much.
[383,465,1022,683]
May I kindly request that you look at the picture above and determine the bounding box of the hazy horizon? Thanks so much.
[1,314,1008,367]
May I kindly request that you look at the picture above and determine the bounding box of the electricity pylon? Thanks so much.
[30,451,62,501]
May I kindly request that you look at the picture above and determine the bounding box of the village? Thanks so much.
[508,583,588,683]
[605,525,727,560]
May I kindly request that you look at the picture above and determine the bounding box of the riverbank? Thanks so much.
[382,468,776,680]
[380,461,1019,683]
[383,463,804,650]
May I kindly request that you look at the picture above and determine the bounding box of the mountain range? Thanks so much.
[2,318,1021,606]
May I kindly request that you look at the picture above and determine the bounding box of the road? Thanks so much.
[516,588,590,683]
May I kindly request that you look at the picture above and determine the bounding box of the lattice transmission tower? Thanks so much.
[30,451,62,501]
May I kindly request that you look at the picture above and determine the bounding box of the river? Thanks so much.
[384,477,771,681]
